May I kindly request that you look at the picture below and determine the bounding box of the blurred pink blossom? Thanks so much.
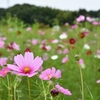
[57,50,63,54]
[38,30,45,35]
[86,16,92,22]
[11,42,20,50]
[0,57,8,66]
[39,67,61,80]
[26,27,32,31]
[0,40,5,48]
[63,48,69,54]
[62,56,68,63]
[32,39,38,45]
[55,84,72,95]
[97,50,100,54]
[92,21,99,25]
[76,15,85,22]
[65,22,69,26]
[0,67,10,77]
[78,59,85,69]
[42,53,49,61]
[96,79,100,83]
[71,25,77,29]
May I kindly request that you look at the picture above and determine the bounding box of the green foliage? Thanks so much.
[0,4,100,26]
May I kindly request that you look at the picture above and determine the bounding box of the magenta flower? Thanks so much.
[55,84,72,95]
[39,67,61,80]
[0,57,8,67]
[0,67,10,77]
[7,52,43,77]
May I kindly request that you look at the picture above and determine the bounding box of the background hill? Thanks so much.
[0,4,100,26]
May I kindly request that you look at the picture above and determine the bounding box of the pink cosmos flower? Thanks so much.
[26,27,32,31]
[38,30,45,35]
[71,25,77,29]
[86,16,92,22]
[7,52,43,77]
[62,56,68,63]
[78,59,84,65]
[57,50,63,54]
[92,21,99,26]
[55,84,72,95]
[0,37,6,41]
[45,45,51,51]
[0,57,8,67]
[65,22,69,26]
[76,15,85,22]
[63,48,69,54]
[96,79,100,83]
[0,40,5,48]
[42,53,49,61]
[11,42,20,50]
[32,39,38,45]
[52,39,59,44]
[39,67,61,80]
[78,59,85,69]
[0,67,10,77]
[97,50,100,55]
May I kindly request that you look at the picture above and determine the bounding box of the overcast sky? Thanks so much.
[0,0,100,11]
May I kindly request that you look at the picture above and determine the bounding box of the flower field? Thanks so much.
[0,15,100,100]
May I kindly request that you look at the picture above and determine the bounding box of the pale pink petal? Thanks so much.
[7,64,21,72]
[14,54,25,67]
[55,70,61,78]
[27,72,38,77]
[55,84,72,95]
[24,52,34,65]
[51,67,56,74]
[32,56,43,71]
[11,72,26,76]
[61,88,72,95]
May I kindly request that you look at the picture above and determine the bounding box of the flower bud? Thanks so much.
[50,88,59,97]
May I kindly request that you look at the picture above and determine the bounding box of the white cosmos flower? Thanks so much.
[59,33,67,39]
[84,44,90,50]
[51,55,58,60]
[80,64,85,69]
[52,39,59,43]
[94,55,100,59]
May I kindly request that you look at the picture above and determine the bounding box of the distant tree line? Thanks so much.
[0,4,100,26]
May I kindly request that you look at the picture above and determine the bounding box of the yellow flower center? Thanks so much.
[23,67,30,73]
[47,74,51,79]
[4,70,7,74]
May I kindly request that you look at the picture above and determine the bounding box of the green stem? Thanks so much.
[27,77,31,100]
[41,80,47,100]
[14,83,17,100]
[7,75,11,100]
[0,77,2,98]
[79,65,84,100]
